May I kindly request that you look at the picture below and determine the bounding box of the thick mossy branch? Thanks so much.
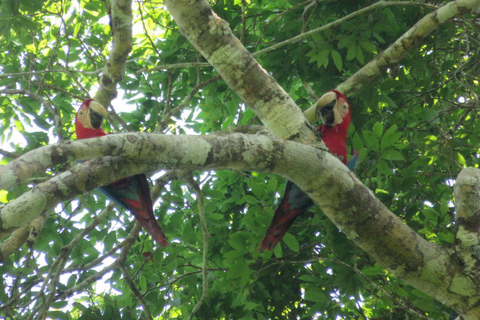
[454,168,480,281]
[94,0,133,107]
[0,132,479,317]
[164,0,318,145]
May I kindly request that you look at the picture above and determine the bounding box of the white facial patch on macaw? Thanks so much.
[332,97,349,127]
[76,104,92,129]
[316,91,349,127]
[77,100,108,129]
[89,100,108,118]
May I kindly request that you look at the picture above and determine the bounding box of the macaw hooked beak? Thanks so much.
[318,100,336,126]
[315,90,350,127]
[315,91,338,126]
[89,101,108,129]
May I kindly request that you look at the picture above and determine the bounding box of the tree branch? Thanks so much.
[0,132,477,316]
[303,0,480,122]
[94,0,133,107]
[453,168,480,279]
[254,1,438,57]
[186,178,210,320]
[164,0,318,144]
[119,264,154,320]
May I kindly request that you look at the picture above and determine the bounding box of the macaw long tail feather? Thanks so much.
[259,152,360,251]
[259,181,313,251]
[99,174,169,246]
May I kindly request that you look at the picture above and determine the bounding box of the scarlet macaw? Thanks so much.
[259,90,353,251]
[75,99,168,246]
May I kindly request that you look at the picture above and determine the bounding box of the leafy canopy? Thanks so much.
[0,0,479,319]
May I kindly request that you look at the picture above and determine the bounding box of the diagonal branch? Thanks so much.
[254,1,438,57]
[303,0,480,122]
[186,178,210,320]
[0,132,478,317]
[94,0,133,108]
[164,0,318,144]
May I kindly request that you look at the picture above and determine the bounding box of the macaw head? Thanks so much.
[315,90,350,128]
[75,99,109,139]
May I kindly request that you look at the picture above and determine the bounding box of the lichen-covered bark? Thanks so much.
[0,215,46,260]
[0,132,479,317]
[0,224,29,260]
[302,0,480,123]
[454,167,480,301]
[164,0,318,144]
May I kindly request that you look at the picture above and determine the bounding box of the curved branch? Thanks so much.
[454,168,480,277]
[303,0,480,122]
[164,0,318,144]
[94,0,133,107]
[0,132,478,316]
[254,1,438,57]
[186,179,210,320]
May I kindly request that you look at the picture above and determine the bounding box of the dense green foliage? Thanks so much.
[0,0,479,319]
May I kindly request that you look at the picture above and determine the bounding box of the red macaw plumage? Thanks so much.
[259,90,352,251]
[75,99,168,246]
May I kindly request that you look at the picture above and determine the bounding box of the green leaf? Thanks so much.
[209,213,224,220]
[360,41,377,53]
[363,131,379,152]
[304,288,326,302]
[330,50,342,71]
[352,132,364,150]
[355,45,365,64]
[361,265,382,276]
[381,149,405,161]
[282,233,299,252]
[437,232,454,244]
[373,122,383,137]
[139,275,147,291]
[381,125,402,150]
[83,1,106,12]
[273,242,283,258]
[50,300,68,309]
[455,152,466,166]
[229,233,247,251]
[46,311,70,320]
[317,49,330,68]
[346,45,357,61]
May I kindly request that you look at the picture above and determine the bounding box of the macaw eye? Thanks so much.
[79,111,84,115]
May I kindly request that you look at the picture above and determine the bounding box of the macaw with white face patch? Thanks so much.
[75,99,169,246]
[259,90,353,251]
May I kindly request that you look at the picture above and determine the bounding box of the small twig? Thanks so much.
[119,265,154,320]
[0,89,63,142]
[56,223,141,301]
[0,149,20,159]
[135,62,211,73]
[240,0,247,43]
[186,178,210,320]
[253,1,437,56]
[107,104,130,132]
[0,69,102,79]
[303,81,318,101]
[254,0,324,51]
[159,75,220,131]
